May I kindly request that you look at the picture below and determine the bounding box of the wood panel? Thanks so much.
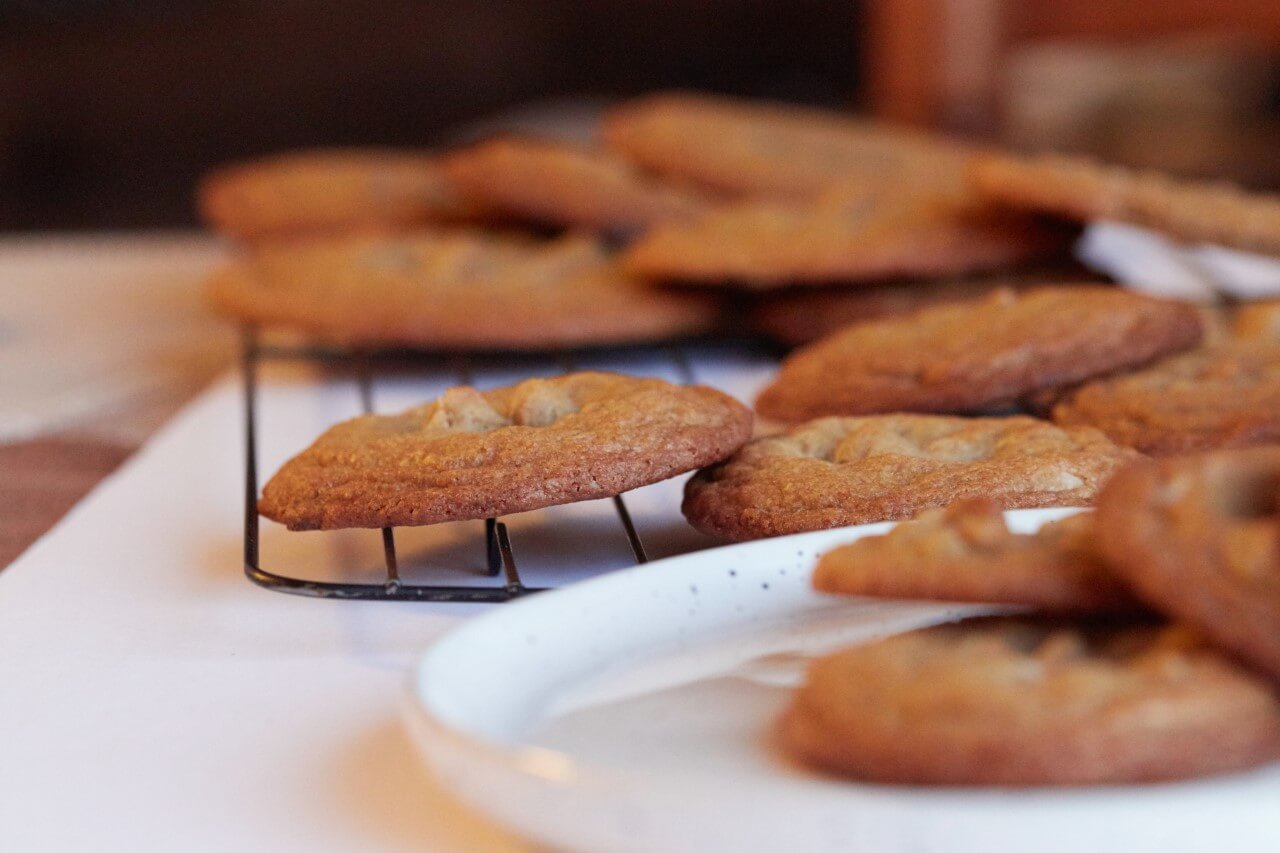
[863,0,1280,128]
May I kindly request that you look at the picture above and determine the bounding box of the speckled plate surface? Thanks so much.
[407,509,1280,853]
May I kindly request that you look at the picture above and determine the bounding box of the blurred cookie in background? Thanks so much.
[198,149,481,243]
[443,137,712,235]
[207,230,724,350]
[624,187,1071,289]
[750,267,1104,346]
[603,91,977,200]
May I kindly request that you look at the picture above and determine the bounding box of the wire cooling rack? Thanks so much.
[240,327,744,603]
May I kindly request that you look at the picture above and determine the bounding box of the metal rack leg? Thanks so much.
[353,349,402,588]
[493,521,526,595]
[612,495,649,564]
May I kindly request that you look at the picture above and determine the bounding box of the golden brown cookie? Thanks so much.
[260,371,753,530]
[782,617,1280,785]
[972,152,1280,255]
[813,500,1139,612]
[207,230,723,350]
[442,137,710,234]
[1022,303,1230,418]
[682,415,1139,541]
[1234,300,1280,341]
[623,188,1068,288]
[1052,342,1280,455]
[1021,302,1228,417]
[749,272,1101,346]
[197,149,478,242]
[756,287,1203,421]
[1096,449,1280,680]
[602,91,976,199]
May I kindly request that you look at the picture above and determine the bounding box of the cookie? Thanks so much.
[207,230,723,350]
[782,616,1280,785]
[260,371,753,530]
[197,149,478,242]
[972,152,1280,256]
[755,286,1203,421]
[623,188,1068,288]
[603,91,976,200]
[682,414,1139,541]
[1235,300,1280,341]
[1020,303,1230,419]
[442,137,710,234]
[1052,342,1280,454]
[749,272,1098,346]
[1096,448,1280,679]
[813,500,1139,612]
[1020,302,1229,420]
[1195,303,1235,346]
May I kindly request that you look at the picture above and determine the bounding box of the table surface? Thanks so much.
[0,233,232,568]
[0,274,777,850]
[0,234,536,850]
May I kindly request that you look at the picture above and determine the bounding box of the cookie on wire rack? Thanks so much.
[207,230,724,351]
[603,91,977,199]
[623,188,1068,288]
[443,137,710,234]
[260,371,753,531]
[198,149,479,242]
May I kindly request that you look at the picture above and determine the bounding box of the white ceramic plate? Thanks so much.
[407,509,1280,853]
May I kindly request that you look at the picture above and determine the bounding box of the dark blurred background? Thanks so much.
[3,0,1280,230]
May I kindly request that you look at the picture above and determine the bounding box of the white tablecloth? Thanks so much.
[0,317,776,851]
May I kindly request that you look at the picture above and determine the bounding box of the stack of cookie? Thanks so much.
[196,92,1082,353]
[784,448,1280,786]
[198,144,725,352]
[637,118,1280,541]
[192,93,1067,535]
[684,285,1211,540]
[199,91,1280,563]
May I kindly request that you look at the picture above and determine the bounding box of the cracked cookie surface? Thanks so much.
[260,371,753,530]
[755,286,1202,421]
[782,616,1280,785]
[682,414,1138,540]
[207,230,723,350]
